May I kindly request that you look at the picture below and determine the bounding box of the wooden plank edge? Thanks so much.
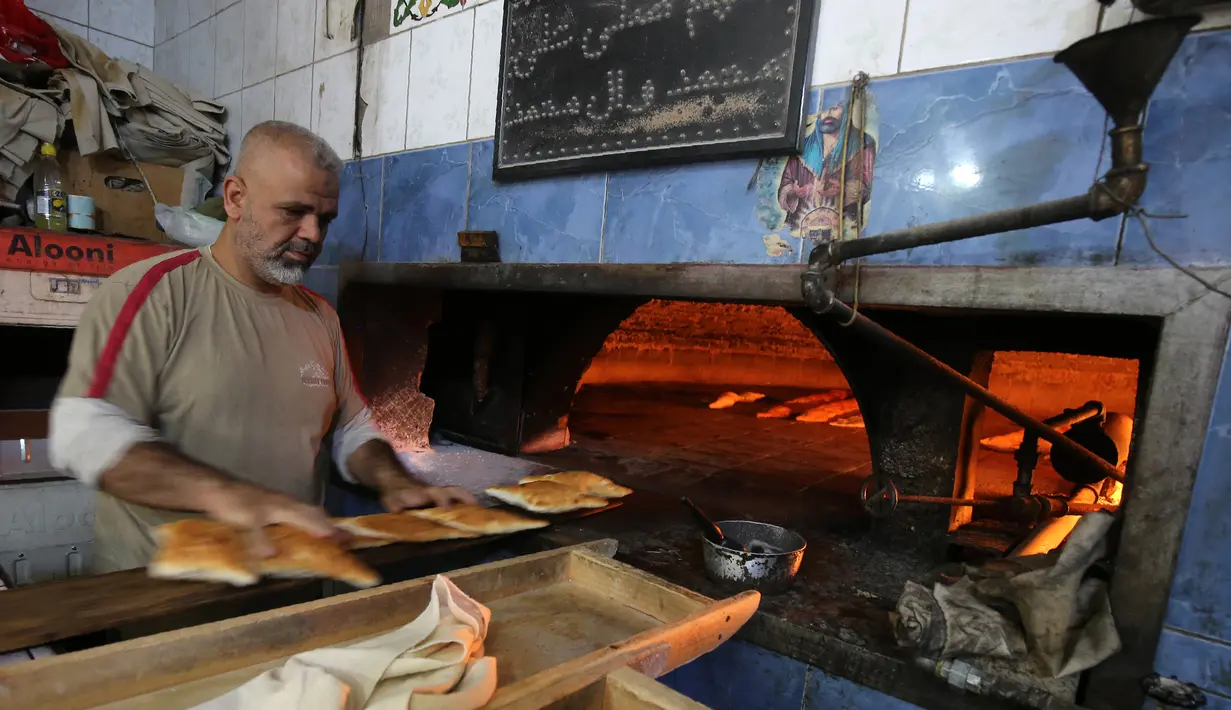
[568,548,713,621]
[0,540,614,710]
[604,667,711,710]
[487,590,760,710]
[486,643,672,710]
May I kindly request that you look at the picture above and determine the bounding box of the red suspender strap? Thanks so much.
[86,250,202,399]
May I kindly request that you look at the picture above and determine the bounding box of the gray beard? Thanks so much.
[256,256,308,285]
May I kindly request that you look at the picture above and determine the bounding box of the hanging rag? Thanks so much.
[192,575,498,710]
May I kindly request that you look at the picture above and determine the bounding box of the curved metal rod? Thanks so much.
[802,281,1125,483]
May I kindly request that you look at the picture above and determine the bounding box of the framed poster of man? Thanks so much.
[492,0,819,181]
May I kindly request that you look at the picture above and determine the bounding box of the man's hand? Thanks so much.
[378,477,477,513]
[202,480,346,558]
[346,439,478,512]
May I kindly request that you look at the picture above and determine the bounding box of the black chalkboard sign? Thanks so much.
[493,0,819,181]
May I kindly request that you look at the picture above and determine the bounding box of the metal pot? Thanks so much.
[701,520,806,593]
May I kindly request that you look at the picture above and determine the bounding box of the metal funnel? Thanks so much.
[1054,15,1200,127]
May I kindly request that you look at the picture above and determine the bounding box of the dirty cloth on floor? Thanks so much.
[895,512,1120,678]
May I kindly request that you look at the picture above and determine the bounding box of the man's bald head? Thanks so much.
[235,121,343,178]
[220,122,342,289]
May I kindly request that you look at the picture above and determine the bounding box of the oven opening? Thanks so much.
[954,351,1138,558]
[371,282,1163,663]
[0,324,73,482]
[567,299,873,505]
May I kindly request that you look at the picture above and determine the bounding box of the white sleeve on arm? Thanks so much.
[49,397,162,487]
[331,407,388,483]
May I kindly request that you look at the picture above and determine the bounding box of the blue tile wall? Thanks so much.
[1155,628,1231,701]
[319,30,1229,270]
[1120,31,1231,267]
[805,667,923,710]
[604,157,797,264]
[856,58,1119,266]
[320,158,382,265]
[467,140,606,263]
[1165,332,1231,644]
[659,639,808,710]
[380,143,471,262]
[658,640,924,710]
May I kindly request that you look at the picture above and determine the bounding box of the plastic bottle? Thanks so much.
[33,143,67,232]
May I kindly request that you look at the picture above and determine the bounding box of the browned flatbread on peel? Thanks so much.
[518,470,634,499]
[148,519,259,587]
[336,512,482,542]
[485,480,610,514]
[410,504,549,535]
[259,524,381,589]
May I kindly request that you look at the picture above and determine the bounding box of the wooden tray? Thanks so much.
[0,540,758,710]
[0,501,624,654]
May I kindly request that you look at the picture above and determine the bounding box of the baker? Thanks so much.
[49,121,475,574]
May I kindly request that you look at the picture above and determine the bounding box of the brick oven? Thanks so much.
[336,260,1231,710]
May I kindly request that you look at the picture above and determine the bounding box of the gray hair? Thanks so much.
[236,121,343,175]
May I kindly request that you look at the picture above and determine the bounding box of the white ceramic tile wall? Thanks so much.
[360,32,412,157]
[275,65,314,127]
[89,0,155,45]
[241,79,276,138]
[89,28,155,67]
[186,17,216,97]
[213,2,244,96]
[138,0,1231,172]
[314,0,358,62]
[312,50,359,158]
[277,0,317,74]
[467,0,503,140]
[27,0,88,26]
[34,1,157,68]
[32,11,89,39]
[900,0,1100,73]
[810,0,906,84]
[405,12,473,151]
[242,0,277,86]
[215,90,243,170]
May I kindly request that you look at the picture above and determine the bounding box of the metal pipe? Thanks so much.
[1013,401,1104,497]
[816,194,1093,268]
[806,293,1126,483]
[806,121,1148,271]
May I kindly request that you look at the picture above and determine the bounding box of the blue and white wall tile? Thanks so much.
[380,144,471,262]
[467,141,606,263]
[322,158,384,265]
[1118,31,1231,267]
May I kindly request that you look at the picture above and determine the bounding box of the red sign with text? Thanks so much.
[0,228,177,277]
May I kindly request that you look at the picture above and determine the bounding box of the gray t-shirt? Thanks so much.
[57,247,365,572]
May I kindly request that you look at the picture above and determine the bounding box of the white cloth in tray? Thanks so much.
[193,575,497,710]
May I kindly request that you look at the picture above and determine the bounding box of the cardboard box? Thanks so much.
[58,152,188,243]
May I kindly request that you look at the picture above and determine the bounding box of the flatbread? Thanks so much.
[337,512,483,542]
[411,504,549,535]
[709,391,766,409]
[148,519,258,587]
[786,390,851,406]
[259,524,381,589]
[485,481,610,514]
[796,397,860,423]
[518,470,634,499]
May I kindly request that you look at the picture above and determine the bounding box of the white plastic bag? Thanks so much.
[155,203,223,247]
